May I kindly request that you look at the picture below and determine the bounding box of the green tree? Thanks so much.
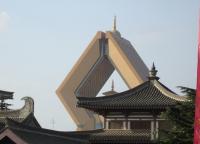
[159,87,195,144]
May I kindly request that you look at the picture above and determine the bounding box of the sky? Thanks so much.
[0,0,199,131]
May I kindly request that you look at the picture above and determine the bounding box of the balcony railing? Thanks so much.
[131,129,151,138]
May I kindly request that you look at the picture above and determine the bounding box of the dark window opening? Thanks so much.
[130,121,151,130]
[109,120,123,129]
[130,121,151,138]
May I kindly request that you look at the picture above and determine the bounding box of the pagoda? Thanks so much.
[102,80,118,96]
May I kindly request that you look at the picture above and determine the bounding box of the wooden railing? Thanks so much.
[132,129,151,138]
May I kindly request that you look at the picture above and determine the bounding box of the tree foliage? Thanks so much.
[159,86,195,144]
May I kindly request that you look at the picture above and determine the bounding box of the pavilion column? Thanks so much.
[123,121,126,130]
[105,119,109,129]
[150,120,154,140]
[156,120,159,139]
[127,121,131,129]
[151,114,157,140]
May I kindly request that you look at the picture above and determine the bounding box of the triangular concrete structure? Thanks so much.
[56,29,149,130]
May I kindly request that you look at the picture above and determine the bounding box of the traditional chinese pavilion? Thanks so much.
[75,64,187,143]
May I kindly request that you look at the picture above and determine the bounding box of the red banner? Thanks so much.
[194,14,200,144]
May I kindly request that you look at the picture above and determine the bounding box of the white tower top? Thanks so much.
[113,16,117,31]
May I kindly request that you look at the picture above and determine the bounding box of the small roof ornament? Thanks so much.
[148,63,160,80]
[111,79,114,91]
[102,79,118,96]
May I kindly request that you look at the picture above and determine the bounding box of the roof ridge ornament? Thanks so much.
[148,63,160,80]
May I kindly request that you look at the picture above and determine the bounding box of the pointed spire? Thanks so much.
[102,79,118,96]
[113,16,117,32]
[111,80,114,91]
[148,62,159,80]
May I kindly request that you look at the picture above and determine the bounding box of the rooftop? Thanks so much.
[77,65,187,114]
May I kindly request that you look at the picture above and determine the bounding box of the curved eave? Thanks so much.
[0,97,34,119]
[78,80,187,102]
[153,80,187,102]
[77,100,178,115]
[77,80,187,114]
[78,103,176,111]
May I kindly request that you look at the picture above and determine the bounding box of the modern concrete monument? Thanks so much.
[56,17,149,130]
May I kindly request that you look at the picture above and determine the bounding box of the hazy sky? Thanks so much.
[0,0,199,131]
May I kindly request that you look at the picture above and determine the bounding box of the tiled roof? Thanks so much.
[0,97,34,118]
[77,80,187,112]
[8,128,87,144]
[0,119,88,144]
[0,120,155,144]
[88,129,155,144]
[0,97,40,129]
[0,90,13,100]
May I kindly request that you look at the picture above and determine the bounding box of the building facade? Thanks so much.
[56,18,149,130]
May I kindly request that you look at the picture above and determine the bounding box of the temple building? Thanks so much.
[76,64,187,143]
[0,65,187,144]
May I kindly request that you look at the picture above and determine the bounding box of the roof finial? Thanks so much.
[102,79,118,96]
[111,80,115,91]
[148,62,159,80]
[113,16,117,31]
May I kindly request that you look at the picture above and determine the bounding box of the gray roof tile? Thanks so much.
[77,80,185,112]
